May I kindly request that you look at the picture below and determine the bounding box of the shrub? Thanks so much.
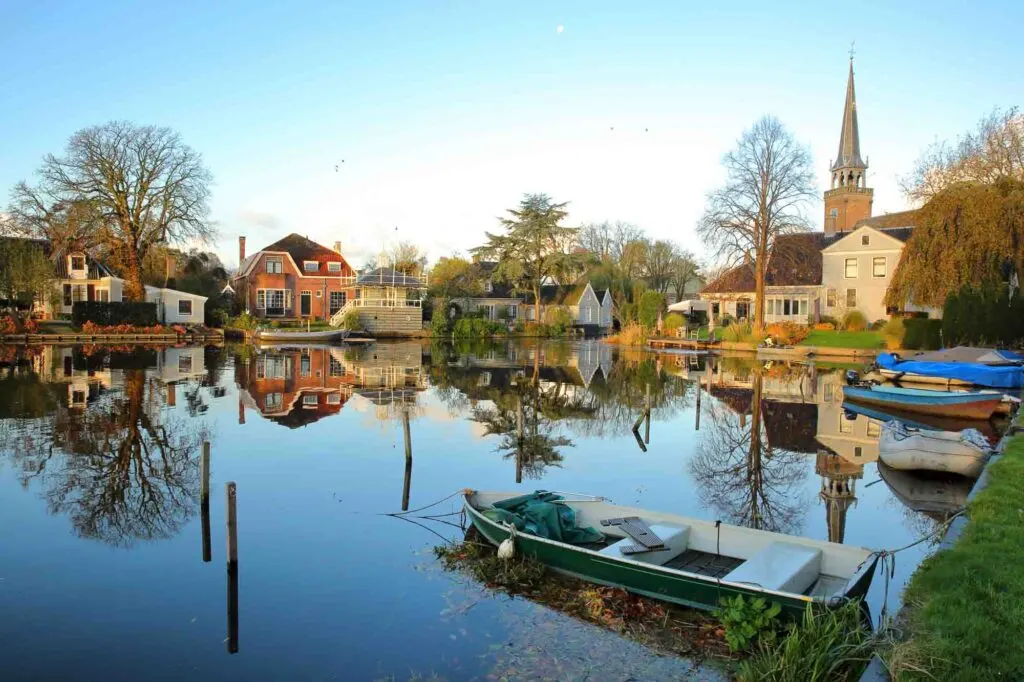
[663,312,685,333]
[80,321,167,334]
[430,309,449,336]
[722,322,763,344]
[764,322,810,345]
[72,301,158,327]
[904,317,942,350]
[605,322,649,346]
[841,309,868,332]
[813,322,835,331]
[881,317,905,350]
[452,317,504,339]
[719,313,735,328]
[0,314,38,335]
[637,291,665,329]
[714,594,781,653]
[943,284,1024,347]
[819,315,838,327]
[338,308,362,331]
[544,306,574,335]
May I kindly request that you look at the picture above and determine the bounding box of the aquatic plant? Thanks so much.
[714,594,782,652]
[737,600,875,681]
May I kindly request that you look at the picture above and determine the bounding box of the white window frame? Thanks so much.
[846,288,857,308]
[872,257,887,278]
[767,299,775,315]
[316,290,322,298]
[302,394,319,406]
[300,355,311,377]
[826,288,836,308]
[507,305,517,320]
[303,260,319,273]
[256,290,266,309]
[70,255,86,271]
[799,299,807,316]
[178,355,193,373]
[265,392,283,410]
[178,299,193,316]
[327,261,342,273]
[845,258,858,279]
[265,257,283,274]
[326,393,341,405]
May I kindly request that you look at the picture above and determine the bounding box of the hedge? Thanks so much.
[942,285,1024,347]
[902,318,942,350]
[72,301,158,327]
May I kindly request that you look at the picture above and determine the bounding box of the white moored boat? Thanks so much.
[878,420,991,478]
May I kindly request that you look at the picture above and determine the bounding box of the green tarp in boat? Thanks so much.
[482,491,604,545]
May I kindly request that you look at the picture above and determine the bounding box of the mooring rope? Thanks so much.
[382,489,466,517]
[871,508,966,629]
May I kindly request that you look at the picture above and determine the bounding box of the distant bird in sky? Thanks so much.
[609,126,614,131]
[334,160,345,172]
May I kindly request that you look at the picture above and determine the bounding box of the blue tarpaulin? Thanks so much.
[877,352,1024,389]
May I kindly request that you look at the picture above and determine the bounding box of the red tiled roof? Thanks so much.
[255,233,353,277]
[853,210,918,231]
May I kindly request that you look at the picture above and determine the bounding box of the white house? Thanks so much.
[597,289,614,329]
[522,282,608,330]
[144,286,208,325]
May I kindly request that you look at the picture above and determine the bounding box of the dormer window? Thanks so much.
[304,260,319,272]
[327,261,342,273]
[70,255,86,271]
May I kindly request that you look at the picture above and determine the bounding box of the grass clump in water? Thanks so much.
[737,600,876,682]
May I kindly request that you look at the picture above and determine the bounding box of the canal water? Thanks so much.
[0,341,958,681]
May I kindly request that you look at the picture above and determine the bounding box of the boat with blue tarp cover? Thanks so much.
[464,490,879,620]
[876,347,1024,389]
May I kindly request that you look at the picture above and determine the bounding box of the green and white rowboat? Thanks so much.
[464,491,879,619]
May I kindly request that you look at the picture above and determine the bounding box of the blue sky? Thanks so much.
[2,0,1021,268]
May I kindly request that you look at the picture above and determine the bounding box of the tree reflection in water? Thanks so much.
[689,370,807,533]
[15,368,208,547]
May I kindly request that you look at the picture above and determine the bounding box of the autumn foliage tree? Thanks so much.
[9,121,214,300]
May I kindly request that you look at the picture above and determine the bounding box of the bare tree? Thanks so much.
[387,240,427,276]
[669,248,701,301]
[642,239,676,294]
[901,107,1024,204]
[10,121,214,299]
[697,116,815,327]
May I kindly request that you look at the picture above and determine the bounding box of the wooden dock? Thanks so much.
[648,337,716,351]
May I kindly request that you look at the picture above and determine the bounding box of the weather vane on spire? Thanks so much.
[849,41,856,62]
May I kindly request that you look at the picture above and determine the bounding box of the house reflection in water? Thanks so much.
[234,342,427,427]
[668,354,885,542]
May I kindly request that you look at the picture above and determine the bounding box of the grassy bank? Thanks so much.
[800,330,884,349]
[886,429,1024,680]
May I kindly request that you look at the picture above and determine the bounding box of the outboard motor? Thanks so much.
[845,369,861,386]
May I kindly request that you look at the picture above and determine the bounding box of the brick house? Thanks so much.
[233,234,357,320]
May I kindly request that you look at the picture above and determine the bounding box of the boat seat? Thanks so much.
[599,523,690,566]
[722,541,822,594]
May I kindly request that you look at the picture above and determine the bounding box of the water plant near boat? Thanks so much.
[713,594,782,652]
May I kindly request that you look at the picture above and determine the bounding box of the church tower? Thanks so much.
[824,58,873,235]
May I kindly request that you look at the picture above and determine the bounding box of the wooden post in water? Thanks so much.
[695,374,702,431]
[515,396,525,483]
[644,383,651,445]
[226,481,239,654]
[200,441,211,562]
[401,409,412,511]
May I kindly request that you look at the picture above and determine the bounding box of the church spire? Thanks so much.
[832,58,866,173]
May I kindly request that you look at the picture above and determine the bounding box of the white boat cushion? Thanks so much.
[599,523,690,566]
[723,541,822,594]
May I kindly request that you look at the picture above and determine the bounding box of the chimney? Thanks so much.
[239,236,246,265]
[334,241,342,254]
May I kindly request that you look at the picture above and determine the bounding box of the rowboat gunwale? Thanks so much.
[463,491,879,617]
[842,385,1003,420]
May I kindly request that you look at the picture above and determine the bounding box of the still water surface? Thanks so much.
[0,341,953,680]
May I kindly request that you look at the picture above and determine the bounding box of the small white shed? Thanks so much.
[145,286,208,325]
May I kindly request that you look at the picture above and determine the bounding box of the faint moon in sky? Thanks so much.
[556,25,564,33]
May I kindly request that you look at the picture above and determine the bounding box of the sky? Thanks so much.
[2,0,1022,270]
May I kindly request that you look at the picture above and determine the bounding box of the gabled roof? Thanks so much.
[822,223,915,253]
[852,210,918,241]
[357,267,424,288]
[237,233,353,278]
[0,236,117,279]
[522,282,592,306]
[700,233,833,294]
[473,260,516,298]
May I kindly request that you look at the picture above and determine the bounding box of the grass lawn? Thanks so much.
[800,329,884,349]
[887,433,1024,681]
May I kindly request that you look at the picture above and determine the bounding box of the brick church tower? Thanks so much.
[824,58,873,235]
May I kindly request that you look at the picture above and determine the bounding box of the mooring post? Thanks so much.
[401,409,413,511]
[695,376,702,431]
[200,441,211,562]
[226,481,238,654]
[644,383,651,444]
[515,396,525,483]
